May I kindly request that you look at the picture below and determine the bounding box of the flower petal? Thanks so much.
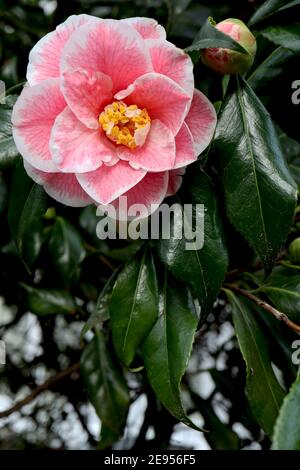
[174,122,197,169]
[146,39,194,98]
[27,14,97,86]
[121,17,166,40]
[115,73,191,136]
[61,69,113,129]
[166,168,185,197]
[24,161,92,207]
[12,78,66,172]
[61,19,152,94]
[76,160,146,205]
[111,171,169,220]
[185,89,217,156]
[50,107,117,173]
[117,119,176,172]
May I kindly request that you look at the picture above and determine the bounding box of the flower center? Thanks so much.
[99,101,151,149]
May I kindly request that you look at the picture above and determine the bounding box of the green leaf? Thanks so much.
[20,283,77,315]
[272,373,300,449]
[110,245,158,366]
[157,169,228,319]
[81,330,129,439]
[261,24,300,52]
[8,162,48,265]
[0,95,19,169]
[186,17,248,54]
[248,0,300,26]
[256,266,300,322]
[0,176,8,215]
[248,47,295,91]
[48,217,86,282]
[81,269,120,338]
[215,76,297,271]
[141,273,199,430]
[227,290,285,437]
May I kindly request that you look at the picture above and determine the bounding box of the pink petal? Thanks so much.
[27,14,97,86]
[117,119,176,172]
[115,73,191,136]
[146,39,194,98]
[24,161,92,207]
[111,171,169,220]
[12,79,66,172]
[174,122,197,169]
[61,69,113,129]
[61,20,152,94]
[167,168,185,197]
[76,160,146,205]
[121,17,166,40]
[61,70,113,129]
[185,89,217,156]
[50,107,117,173]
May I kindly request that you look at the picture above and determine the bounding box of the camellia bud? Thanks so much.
[288,238,300,265]
[201,18,257,75]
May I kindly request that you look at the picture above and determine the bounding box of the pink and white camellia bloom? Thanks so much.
[12,15,217,218]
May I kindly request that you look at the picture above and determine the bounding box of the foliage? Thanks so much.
[0,0,300,451]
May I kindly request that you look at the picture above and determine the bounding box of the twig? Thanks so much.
[0,362,80,419]
[225,284,300,336]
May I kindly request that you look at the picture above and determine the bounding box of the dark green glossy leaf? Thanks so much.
[0,95,19,169]
[48,217,86,282]
[157,169,228,319]
[248,0,300,26]
[110,245,158,366]
[81,330,129,439]
[20,283,77,315]
[142,274,199,430]
[256,266,300,322]
[272,373,300,449]
[227,290,285,437]
[8,162,48,265]
[81,269,120,338]
[215,76,297,271]
[261,25,300,52]
[185,17,248,54]
[0,176,8,215]
[248,47,294,91]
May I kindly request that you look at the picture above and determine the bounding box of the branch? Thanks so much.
[0,362,80,419]
[225,284,300,336]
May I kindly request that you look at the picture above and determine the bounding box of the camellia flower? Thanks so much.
[12,15,217,217]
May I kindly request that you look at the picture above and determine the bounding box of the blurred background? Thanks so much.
[0,0,299,450]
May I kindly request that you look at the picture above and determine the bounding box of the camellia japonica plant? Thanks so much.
[1,0,300,451]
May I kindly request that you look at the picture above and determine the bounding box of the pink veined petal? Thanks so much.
[185,89,217,156]
[12,78,66,172]
[120,17,166,40]
[174,122,197,169]
[111,171,169,221]
[61,19,152,94]
[24,161,93,207]
[146,39,194,98]
[117,119,176,172]
[166,168,186,197]
[76,160,146,205]
[61,69,113,129]
[27,14,97,86]
[50,107,117,173]
[115,73,191,136]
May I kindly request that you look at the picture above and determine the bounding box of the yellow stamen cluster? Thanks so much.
[99,101,151,149]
